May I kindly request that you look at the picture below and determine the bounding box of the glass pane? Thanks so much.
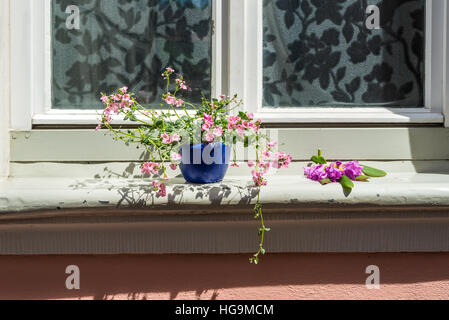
[52,0,212,110]
[263,0,425,108]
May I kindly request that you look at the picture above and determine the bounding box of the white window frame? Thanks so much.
[229,0,447,124]
[10,0,223,130]
[10,0,449,129]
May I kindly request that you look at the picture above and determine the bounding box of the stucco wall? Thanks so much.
[1,253,449,300]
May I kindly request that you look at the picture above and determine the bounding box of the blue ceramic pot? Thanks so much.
[179,143,231,184]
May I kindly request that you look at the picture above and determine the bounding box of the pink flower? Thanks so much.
[158,183,167,197]
[267,141,278,148]
[171,153,182,161]
[161,133,172,144]
[219,94,226,99]
[165,95,177,106]
[122,94,131,101]
[141,162,160,175]
[213,127,223,137]
[100,96,109,104]
[95,123,102,131]
[166,67,175,73]
[227,116,241,130]
[246,113,254,120]
[113,94,122,102]
[231,162,240,167]
[120,86,128,93]
[175,99,184,107]
[171,134,181,142]
[272,152,292,169]
[170,164,178,171]
[236,125,245,138]
[205,131,215,142]
[202,114,214,131]
[247,160,255,167]
[152,181,167,197]
[252,170,267,187]
[180,83,188,90]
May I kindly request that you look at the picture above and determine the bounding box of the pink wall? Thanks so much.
[0,253,449,300]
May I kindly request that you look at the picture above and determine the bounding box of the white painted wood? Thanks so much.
[228,0,246,108]
[10,128,449,162]
[444,0,449,127]
[211,0,223,98]
[0,0,10,178]
[10,0,33,130]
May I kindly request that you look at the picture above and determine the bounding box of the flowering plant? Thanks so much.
[96,67,292,264]
[305,149,387,193]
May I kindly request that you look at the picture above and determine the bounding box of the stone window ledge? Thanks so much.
[1,161,449,254]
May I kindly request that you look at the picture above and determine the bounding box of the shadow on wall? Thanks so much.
[1,253,449,300]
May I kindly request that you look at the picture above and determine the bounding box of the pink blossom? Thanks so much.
[267,141,278,148]
[170,164,178,171]
[246,113,254,120]
[202,114,214,131]
[236,125,245,138]
[166,67,175,73]
[113,94,121,102]
[213,127,223,137]
[180,83,188,90]
[100,96,109,104]
[171,153,182,161]
[252,170,267,187]
[247,160,255,167]
[171,134,181,142]
[152,181,167,197]
[227,116,241,130]
[231,162,240,167]
[161,133,172,144]
[122,94,131,101]
[95,123,102,131]
[141,162,160,175]
[272,152,293,169]
[120,86,128,93]
[175,99,184,107]
[219,94,226,99]
[205,131,215,142]
[165,95,177,106]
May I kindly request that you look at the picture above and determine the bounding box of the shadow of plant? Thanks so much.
[68,163,259,208]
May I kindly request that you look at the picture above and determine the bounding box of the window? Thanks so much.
[51,0,213,110]
[262,0,425,108]
[229,0,446,123]
[9,0,449,129]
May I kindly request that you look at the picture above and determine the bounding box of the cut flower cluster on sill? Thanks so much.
[305,149,387,194]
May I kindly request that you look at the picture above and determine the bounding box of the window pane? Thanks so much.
[263,0,425,108]
[52,0,212,110]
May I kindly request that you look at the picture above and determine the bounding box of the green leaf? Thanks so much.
[312,155,326,164]
[339,175,354,190]
[260,248,266,255]
[355,175,370,181]
[311,148,326,164]
[362,165,387,177]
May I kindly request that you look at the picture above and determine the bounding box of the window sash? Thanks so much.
[10,0,223,129]
[10,0,449,129]
[228,0,446,124]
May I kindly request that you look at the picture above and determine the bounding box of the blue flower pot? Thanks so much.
[179,143,231,184]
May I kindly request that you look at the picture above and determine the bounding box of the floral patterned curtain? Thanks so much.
[52,0,212,109]
[263,0,425,108]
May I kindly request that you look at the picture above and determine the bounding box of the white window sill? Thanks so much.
[31,109,445,126]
